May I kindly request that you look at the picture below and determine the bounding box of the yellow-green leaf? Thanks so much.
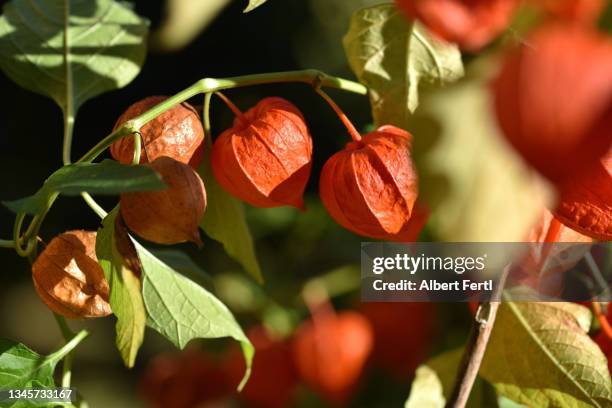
[343,3,463,128]
[482,302,612,407]
[96,207,145,368]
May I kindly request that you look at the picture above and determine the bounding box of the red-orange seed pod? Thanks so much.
[293,311,373,404]
[111,96,205,168]
[211,97,313,209]
[395,0,520,50]
[320,125,426,241]
[493,24,612,183]
[32,230,111,319]
[120,156,207,245]
[533,0,606,25]
[554,149,611,240]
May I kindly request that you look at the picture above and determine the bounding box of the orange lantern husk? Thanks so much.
[320,125,427,241]
[395,0,520,50]
[211,97,313,209]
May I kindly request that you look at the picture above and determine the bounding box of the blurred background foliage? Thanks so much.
[0,0,477,406]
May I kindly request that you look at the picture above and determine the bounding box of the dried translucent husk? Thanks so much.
[32,230,111,319]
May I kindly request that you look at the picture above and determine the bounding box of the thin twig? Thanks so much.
[447,265,511,408]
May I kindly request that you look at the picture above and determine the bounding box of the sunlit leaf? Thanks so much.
[0,331,87,394]
[96,207,145,368]
[343,3,463,128]
[482,302,612,407]
[405,348,499,408]
[243,0,268,13]
[130,236,253,389]
[0,0,149,111]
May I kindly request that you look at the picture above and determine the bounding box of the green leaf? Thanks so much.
[481,302,612,407]
[343,3,463,128]
[3,160,165,215]
[405,365,446,408]
[148,248,212,287]
[198,145,263,283]
[96,207,145,368]
[0,331,87,399]
[0,0,149,111]
[243,0,268,13]
[409,62,554,242]
[130,236,253,390]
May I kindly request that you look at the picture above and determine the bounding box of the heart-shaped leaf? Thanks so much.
[130,235,253,390]
[0,0,148,111]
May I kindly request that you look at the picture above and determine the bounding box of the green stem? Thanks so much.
[132,131,142,165]
[202,92,212,147]
[62,0,74,166]
[52,315,79,388]
[48,329,87,364]
[80,70,366,164]
[80,193,108,219]
[62,112,75,166]
[0,239,14,248]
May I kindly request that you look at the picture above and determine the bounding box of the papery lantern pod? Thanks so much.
[111,96,205,168]
[394,0,520,51]
[32,230,111,319]
[293,308,373,405]
[320,125,427,241]
[493,24,612,183]
[532,0,606,25]
[554,148,612,240]
[210,96,313,209]
[120,156,207,245]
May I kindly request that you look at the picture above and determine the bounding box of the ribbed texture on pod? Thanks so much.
[120,156,207,245]
[554,149,611,240]
[493,24,612,183]
[211,97,313,209]
[395,0,519,50]
[111,96,205,168]
[320,125,426,241]
[32,230,111,319]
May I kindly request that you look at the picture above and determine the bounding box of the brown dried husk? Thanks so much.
[120,156,207,245]
[110,96,205,167]
[32,230,111,319]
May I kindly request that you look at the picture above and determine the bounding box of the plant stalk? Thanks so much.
[0,239,14,248]
[446,265,511,408]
